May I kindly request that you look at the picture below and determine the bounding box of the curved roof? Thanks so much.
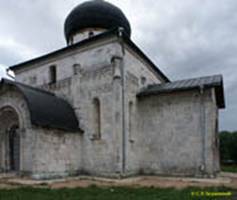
[64,0,131,42]
[1,79,82,132]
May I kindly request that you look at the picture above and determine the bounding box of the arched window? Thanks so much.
[141,76,147,85]
[129,101,134,142]
[93,98,101,139]
[73,64,81,75]
[49,65,57,84]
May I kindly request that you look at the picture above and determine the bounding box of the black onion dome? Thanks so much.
[64,0,131,42]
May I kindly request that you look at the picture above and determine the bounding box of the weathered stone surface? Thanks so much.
[134,89,219,177]
[0,37,220,179]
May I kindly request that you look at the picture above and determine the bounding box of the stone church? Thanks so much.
[0,0,225,179]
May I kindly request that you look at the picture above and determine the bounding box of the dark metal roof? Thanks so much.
[0,79,82,132]
[137,75,225,109]
[64,0,131,42]
[9,28,170,83]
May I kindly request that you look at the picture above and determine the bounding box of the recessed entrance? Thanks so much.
[0,107,20,172]
[9,125,20,171]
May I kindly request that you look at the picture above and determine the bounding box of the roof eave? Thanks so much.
[137,84,225,109]
[9,28,170,83]
[9,28,120,72]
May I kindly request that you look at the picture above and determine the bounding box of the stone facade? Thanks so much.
[135,89,219,177]
[0,32,222,179]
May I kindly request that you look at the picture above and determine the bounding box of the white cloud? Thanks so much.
[0,0,236,130]
[0,38,39,61]
[0,64,7,79]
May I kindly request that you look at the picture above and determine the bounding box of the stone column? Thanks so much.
[112,56,124,175]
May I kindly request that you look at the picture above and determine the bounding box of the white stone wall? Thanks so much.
[122,47,163,174]
[0,86,82,178]
[121,45,219,177]
[124,48,163,89]
[134,89,219,177]
[29,128,83,179]
[15,40,121,87]
[0,88,34,173]
[69,28,106,45]
[76,63,123,176]
[7,36,221,178]
[13,39,125,177]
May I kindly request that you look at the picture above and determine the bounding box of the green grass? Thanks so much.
[222,165,237,173]
[0,186,236,200]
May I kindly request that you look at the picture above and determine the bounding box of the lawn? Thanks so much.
[222,165,237,173]
[0,186,235,200]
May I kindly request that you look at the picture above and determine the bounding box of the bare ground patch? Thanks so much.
[0,172,236,190]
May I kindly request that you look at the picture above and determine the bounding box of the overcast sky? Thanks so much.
[0,0,236,131]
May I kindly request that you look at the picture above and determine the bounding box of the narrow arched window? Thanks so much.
[73,64,81,75]
[129,101,133,142]
[49,65,56,84]
[93,98,101,139]
[141,76,147,85]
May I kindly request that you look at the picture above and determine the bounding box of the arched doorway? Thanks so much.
[0,106,20,172]
[8,125,20,171]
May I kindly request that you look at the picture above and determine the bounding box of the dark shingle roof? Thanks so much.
[1,79,82,132]
[137,75,225,109]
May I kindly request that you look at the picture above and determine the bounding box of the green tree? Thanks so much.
[219,131,237,163]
